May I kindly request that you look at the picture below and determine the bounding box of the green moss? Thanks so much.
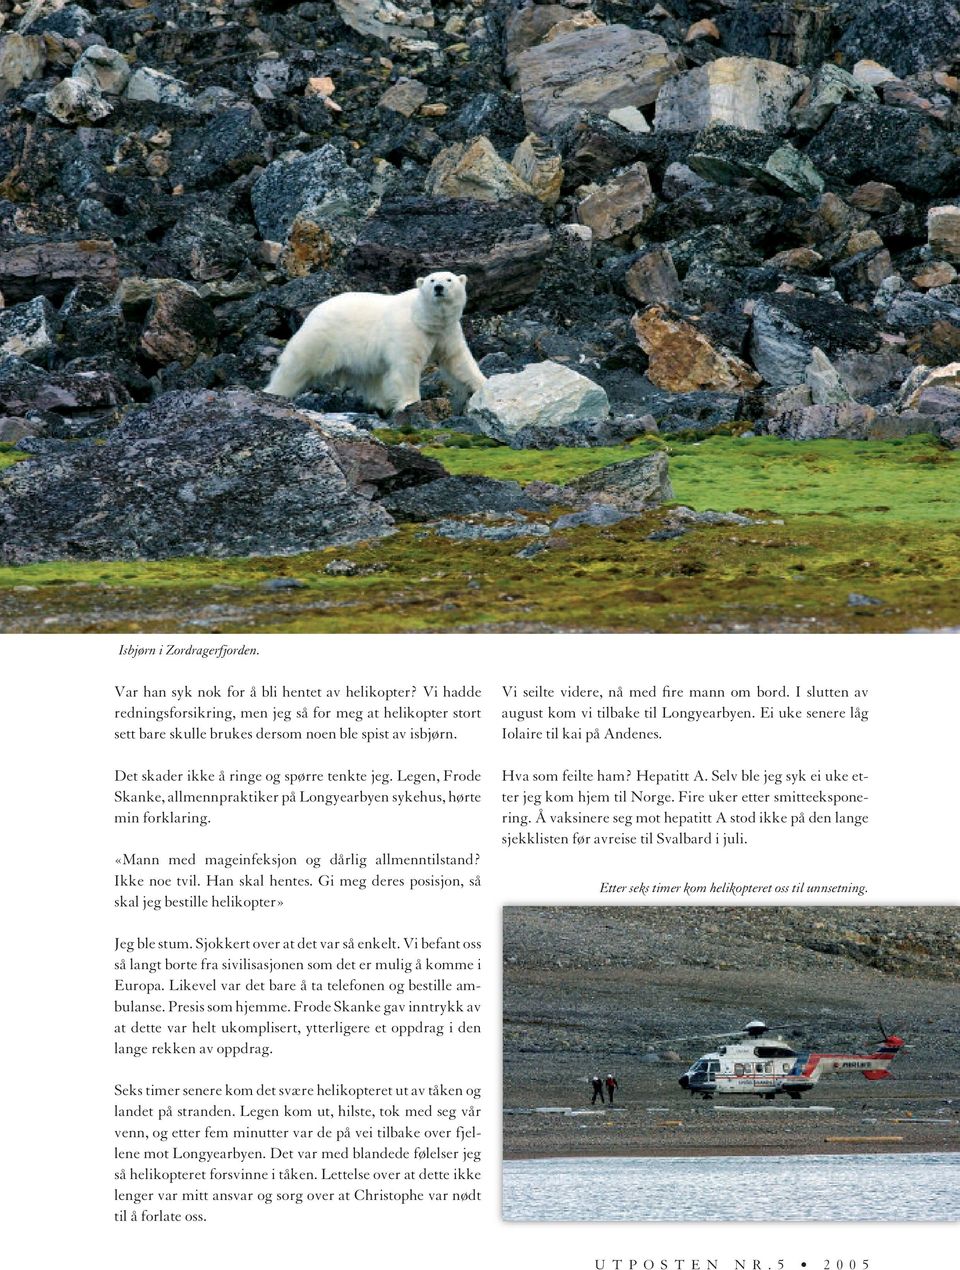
[0,445,28,470]
[0,437,958,633]
[424,434,960,525]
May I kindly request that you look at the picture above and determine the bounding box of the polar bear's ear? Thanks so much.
[415,276,425,288]
[458,274,468,288]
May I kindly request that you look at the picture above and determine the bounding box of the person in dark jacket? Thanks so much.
[590,1074,605,1104]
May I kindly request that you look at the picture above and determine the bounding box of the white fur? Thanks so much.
[265,271,486,412]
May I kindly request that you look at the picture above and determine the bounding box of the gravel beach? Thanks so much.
[503,906,960,1160]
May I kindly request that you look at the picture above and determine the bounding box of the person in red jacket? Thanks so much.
[604,1073,619,1104]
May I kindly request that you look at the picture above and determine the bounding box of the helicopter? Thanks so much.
[675,1018,906,1100]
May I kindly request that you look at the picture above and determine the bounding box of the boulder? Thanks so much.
[833,347,912,401]
[170,105,270,190]
[563,451,674,512]
[332,0,435,45]
[840,0,960,80]
[0,33,45,100]
[0,297,59,364]
[632,308,761,394]
[382,475,529,521]
[0,390,447,563]
[0,358,128,424]
[348,196,552,311]
[914,262,958,290]
[512,23,682,134]
[378,78,429,117]
[608,106,650,134]
[426,136,534,202]
[850,182,902,215]
[851,60,899,91]
[511,135,563,206]
[0,240,119,306]
[509,415,658,451]
[687,126,824,199]
[654,57,807,134]
[766,402,878,440]
[504,4,572,72]
[576,162,655,241]
[624,247,682,308]
[162,216,251,283]
[138,283,217,368]
[124,66,193,111]
[806,102,960,199]
[72,45,131,96]
[467,361,610,444]
[750,294,881,387]
[44,78,113,125]
[805,347,853,407]
[928,206,960,264]
[718,0,837,68]
[898,363,960,414]
[790,65,877,134]
[251,145,374,247]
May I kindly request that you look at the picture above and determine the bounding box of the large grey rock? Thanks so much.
[512,24,682,134]
[251,144,374,246]
[563,451,674,512]
[72,45,131,96]
[332,1,435,45]
[655,57,807,133]
[124,66,193,111]
[750,295,881,388]
[834,347,912,401]
[383,475,529,522]
[0,296,59,364]
[766,402,877,440]
[0,390,449,563]
[791,64,877,134]
[467,361,609,444]
[805,347,853,407]
[45,78,113,125]
[750,299,815,388]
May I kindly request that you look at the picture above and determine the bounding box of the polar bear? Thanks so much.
[265,271,486,413]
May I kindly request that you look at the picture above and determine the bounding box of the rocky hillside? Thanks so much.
[1,1,960,562]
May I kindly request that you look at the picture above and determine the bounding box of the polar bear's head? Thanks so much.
[416,271,469,314]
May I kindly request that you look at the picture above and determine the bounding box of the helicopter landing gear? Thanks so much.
[787,1092,802,1100]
